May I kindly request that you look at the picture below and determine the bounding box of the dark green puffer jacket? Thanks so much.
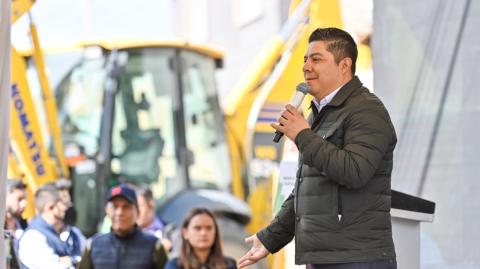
[257,76,397,265]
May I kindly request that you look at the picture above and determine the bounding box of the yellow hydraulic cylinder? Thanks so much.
[29,16,69,178]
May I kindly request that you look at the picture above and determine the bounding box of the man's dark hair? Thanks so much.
[35,184,60,213]
[308,27,358,74]
[135,185,154,202]
[7,179,27,193]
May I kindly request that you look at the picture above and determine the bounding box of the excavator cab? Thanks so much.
[54,43,238,236]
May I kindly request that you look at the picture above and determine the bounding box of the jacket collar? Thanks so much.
[29,216,58,235]
[111,224,141,240]
[326,76,363,107]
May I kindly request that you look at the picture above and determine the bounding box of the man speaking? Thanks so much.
[238,27,397,269]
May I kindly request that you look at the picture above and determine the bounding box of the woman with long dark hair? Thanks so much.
[165,208,237,269]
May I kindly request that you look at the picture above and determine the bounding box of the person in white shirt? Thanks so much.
[18,184,75,269]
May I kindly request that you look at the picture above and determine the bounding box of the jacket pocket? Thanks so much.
[300,214,341,233]
[316,126,337,140]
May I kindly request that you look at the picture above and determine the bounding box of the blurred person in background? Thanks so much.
[18,184,77,269]
[4,179,28,269]
[54,178,87,261]
[53,178,76,225]
[135,185,172,251]
[79,184,168,269]
[164,208,237,269]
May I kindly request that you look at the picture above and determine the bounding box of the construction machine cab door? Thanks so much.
[109,47,233,192]
[178,49,232,191]
[108,47,232,194]
[110,48,179,193]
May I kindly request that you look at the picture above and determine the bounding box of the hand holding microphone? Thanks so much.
[272,83,310,143]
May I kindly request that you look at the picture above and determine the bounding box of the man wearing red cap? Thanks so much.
[79,184,168,269]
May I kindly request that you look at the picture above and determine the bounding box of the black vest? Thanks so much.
[90,227,158,269]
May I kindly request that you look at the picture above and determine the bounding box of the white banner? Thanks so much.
[0,0,12,267]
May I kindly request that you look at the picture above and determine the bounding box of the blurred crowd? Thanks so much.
[4,179,236,269]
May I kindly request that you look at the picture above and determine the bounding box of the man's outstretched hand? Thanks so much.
[237,234,269,268]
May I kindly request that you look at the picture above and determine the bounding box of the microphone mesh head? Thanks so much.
[296,82,310,94]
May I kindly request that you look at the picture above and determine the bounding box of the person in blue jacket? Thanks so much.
[165,208,237,269]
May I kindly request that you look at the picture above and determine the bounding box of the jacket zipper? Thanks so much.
[337,187,342,221]
[118,242,125,268]
[312,106,343,221]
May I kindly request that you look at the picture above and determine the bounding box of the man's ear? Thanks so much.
[46,201,56,211]
[341,57,352,74]
[148,199,155,209]
[133,205,139,218]
[105,202,112,215]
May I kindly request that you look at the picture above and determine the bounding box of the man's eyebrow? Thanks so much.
[309,53,323,57]
[304,52,323,59]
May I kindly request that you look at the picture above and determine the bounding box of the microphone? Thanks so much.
[273,82,310,143]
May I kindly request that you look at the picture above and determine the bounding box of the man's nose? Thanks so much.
[302,61,311,73]
[114,207,124,215]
